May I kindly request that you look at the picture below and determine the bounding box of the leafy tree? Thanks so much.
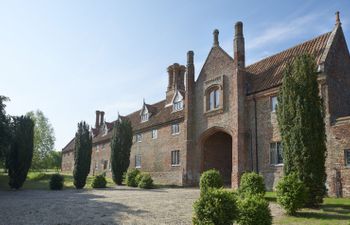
[26,110,55,170]
[7,116,34,189]
[73,121,92,189]
[0,96,11,162]
[277,54,327,206]
[44,151,62,171]
[110,118,133,185]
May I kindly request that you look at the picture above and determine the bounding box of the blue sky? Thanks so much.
[0,0,349,150]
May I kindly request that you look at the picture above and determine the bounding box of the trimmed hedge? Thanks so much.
[199,169,224,194]
[125,169,140,187]
[276,173,307,215]
[238,172,266,197]
[49,174,64,190]
[91,175,107,188]
[138,173,153,189]
[193,188,238,225]
[237,195,272,225]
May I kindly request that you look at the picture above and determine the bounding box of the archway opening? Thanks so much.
[202,131,232,184]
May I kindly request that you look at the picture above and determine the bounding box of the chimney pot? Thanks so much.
[335,11,341,25]
[235,22,243,37]
[213,29,219,47]
[95,110,100,128]
[100,111,105,126]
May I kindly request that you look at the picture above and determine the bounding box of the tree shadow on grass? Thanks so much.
[0,189,149,225]
[321,204,350,215]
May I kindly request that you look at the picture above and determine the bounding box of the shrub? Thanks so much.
[125,169,140,187]
[135,173,143,185]
[49,174,64,190]
[199,169,223,194]
[276,173,307,215]
[238,172,266,197]
[91,174,107,188]
[193,188,238,225]
[237,195,272,225]
[138,173,153,189]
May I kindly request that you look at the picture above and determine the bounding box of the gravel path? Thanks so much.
[0,187,283,225]
[0,186,200,225]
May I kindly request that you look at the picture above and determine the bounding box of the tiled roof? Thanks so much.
[246,32,332,94]
[62,138,75,152]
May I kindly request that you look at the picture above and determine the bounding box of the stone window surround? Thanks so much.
[135,154,141,168]
[204,84,224,113]
[136,133,142,142]
[151,129,158,139]
[270,95,278,112]
[345,149,350,167]
[171,150,180,166]
[171,123,180,135]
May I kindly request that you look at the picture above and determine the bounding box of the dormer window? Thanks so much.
[173,91,184,112]
[140,102,150,122]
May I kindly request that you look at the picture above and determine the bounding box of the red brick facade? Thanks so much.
[62,14,350,196]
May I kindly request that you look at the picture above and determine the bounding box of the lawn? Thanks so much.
[0,171,115,190]
[265,192,350,225]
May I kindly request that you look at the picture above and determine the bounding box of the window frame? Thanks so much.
[151,129,158,139]
[171,123,180,135]
[136,133,142,142]
[271,96,278,112]
[345,149,350,167]
[270,142,283,166]
[135,154,141,168]
[171,150,180,166]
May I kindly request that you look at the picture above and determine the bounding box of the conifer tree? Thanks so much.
[0,96,11,161]
[110,118,133,185]
[73,121,92,189]
[7,116,34,189]
[277,54,327,206]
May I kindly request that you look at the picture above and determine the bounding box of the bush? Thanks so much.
[135,173,143,185]
[125,169,140,187]
[138,173,153,189]
[199,169,224,194]
[238,172,266,197]
[193,188,238,225]
[276,173,307,215]
[237,195,272,225]
[49,174,64,190]
[91,174,107,188]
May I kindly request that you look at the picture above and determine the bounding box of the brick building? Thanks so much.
[62,13,350,197]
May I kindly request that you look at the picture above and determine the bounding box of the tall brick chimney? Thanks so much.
[166,63,186,105]
[213,29,219,47]
[100,111,105,125]
[95,110,100,128]
[234,21,245,68]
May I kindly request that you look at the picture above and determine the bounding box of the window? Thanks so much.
[135,155,141,168]
[270,142,283,165]
[173,91,184,111]
[345,150,350,166]
[136,133,142,142]
[171,150,180,166]
[208,88,220,110]
[151,129,158,139]
[271,96,278,112]
[171,123,180,135]
[141,113,149,122]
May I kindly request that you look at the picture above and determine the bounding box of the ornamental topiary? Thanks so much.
[125,169,140,187]
[237,195,272,225]
[138,173,153,189]
[91,174,107,188]
[276,173,307,215]
[49,174,64,190]
[238,172,266,197]
[199,169,224,194]
[193,188,238,225]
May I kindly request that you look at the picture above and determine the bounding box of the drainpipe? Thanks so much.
[254,97,259,173]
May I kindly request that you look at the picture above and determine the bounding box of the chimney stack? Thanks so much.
[213,29,219,47]
[234,21,245,68]
[95,110,100,128]
[335,11,341,25]
[100,111,105,126]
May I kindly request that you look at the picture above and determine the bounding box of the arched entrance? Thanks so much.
[201,129,232,184]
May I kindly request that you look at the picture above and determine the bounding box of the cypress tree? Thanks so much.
[0,96,11,161]
[7,116,34,189]
[73,121,92,189]
[277,54,327,207]
[110,118,133,185]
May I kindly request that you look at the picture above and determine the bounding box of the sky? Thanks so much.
[0,0,349,150]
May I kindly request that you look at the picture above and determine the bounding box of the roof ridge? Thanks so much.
[246,31,332,69]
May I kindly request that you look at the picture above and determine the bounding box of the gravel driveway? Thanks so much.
[0,186,200,225]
